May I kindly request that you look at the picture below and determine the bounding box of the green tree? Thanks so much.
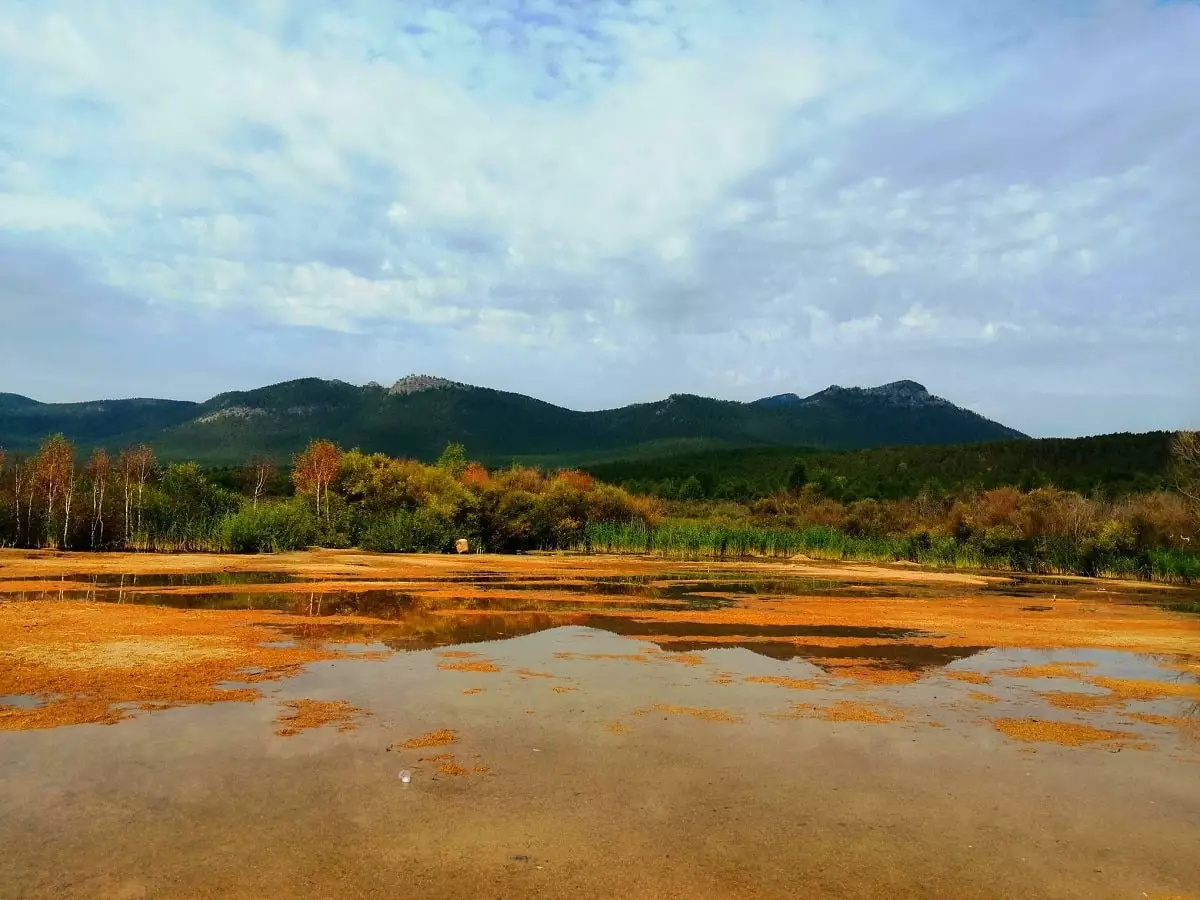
[677,476,705,501]
[786,460,808,495]
[436,443,468,478]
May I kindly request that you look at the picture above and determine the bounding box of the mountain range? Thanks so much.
[0,375,1027,464]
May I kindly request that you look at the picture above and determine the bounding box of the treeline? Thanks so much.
[0,437,658,554]
[1,432,1197,584]
[586,432,1175,502]
[638,483,1198,582]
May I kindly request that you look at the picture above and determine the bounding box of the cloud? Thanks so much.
[0,0,1197,436]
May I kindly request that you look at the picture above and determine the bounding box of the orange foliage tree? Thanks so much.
[293,440,342,520]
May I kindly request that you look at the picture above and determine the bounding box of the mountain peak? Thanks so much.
[797,380,952,410]
[388,374,464,396]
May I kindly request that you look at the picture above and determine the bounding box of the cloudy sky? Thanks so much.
[1,0,1197,437]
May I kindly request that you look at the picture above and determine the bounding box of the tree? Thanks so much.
[436,443,468,478]
[33,434,75,547]
[1173,431,1200,507]
[293,440,342,520]
[248,455,276,508]
[86,449,111,548]
[677,475,705,501]
[119,445,156,543]
[10,453,28,545]
[786,460,808,495]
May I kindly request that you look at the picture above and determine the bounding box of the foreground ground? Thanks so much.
[1,550,1198,899]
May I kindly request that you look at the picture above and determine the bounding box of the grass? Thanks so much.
[577,520,1200,584]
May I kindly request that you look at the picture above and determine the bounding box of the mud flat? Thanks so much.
[1,550,1198,899]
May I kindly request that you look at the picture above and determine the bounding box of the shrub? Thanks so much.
[359,508,455,553]
[218,501,318,553]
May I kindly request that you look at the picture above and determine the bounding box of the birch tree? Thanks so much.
[293,440,342,520]
[87,448,111,548]
[249,455,276,508]
[34,435,75,547]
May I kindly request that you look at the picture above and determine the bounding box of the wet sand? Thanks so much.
[1,550,1198,898]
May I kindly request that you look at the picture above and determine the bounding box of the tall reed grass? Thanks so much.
[578,520,1198,583]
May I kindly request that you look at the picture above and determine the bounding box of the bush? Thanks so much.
[360,508,455,553]
[218,501,318,553]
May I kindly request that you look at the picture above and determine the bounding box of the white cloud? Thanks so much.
[0,0,1197,435]
[0,194,108,232]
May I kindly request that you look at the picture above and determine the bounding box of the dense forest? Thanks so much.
[585,432,1175,501]
[1,432,1198,585]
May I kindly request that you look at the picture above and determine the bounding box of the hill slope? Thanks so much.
[0,375,1026,463]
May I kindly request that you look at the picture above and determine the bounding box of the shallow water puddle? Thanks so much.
[2,555,1199,898]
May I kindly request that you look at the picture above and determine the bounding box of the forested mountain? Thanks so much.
[1,375,1025,463]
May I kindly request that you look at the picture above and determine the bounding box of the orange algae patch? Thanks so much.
[745,676,822,690]
[819,663,921,686]
[712,672,734,686]
[946,671,991,685]
[604,720,632,734]
[784,700,908,725]
[396,728,458,750]
[461,688,486,696]
[515,668,556,679]
[990,717,1142,747]
[0,601,378,731]
[969,691,1000,704]
[1039,691,1116,711]
[551,686,578,694]
[1126,712,1200,730]
[662,652,705,666]
[1089,677,1200,702]
[437,659,501,673]
[274,699,368,737]
[430,753,489,777]
[649,704,743,724]
[998,661,1095,680]
[554,652,648,663]
[438,650,480,659]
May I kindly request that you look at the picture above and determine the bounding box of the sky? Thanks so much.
[1,0,1198,438]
